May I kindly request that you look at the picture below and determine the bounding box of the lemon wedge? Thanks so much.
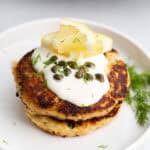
[41,18,112,58]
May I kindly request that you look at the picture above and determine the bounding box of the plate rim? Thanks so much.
[0,17,150,150]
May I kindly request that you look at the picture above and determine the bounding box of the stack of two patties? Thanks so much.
[13,49,129,137]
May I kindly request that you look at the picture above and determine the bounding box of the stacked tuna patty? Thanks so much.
[13,49,129,137]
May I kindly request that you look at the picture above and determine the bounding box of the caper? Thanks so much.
[79,66,89,73]
[50,55,58,63]
[64,68,72,76]
[84,73,93,81]
[75,70,84,79]
[58,60,67,67]
[53,74,63,80]
[84,62,95,68]
[75,66,89,79]
[68,61,78,69]
[95,73,104,82]
[51,65,61,73]
[43,55,58,67]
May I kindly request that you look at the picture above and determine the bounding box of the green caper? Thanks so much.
[75,66,89,79]
[84,62,95,68]
[58,60,67,67]
[79,66,89,73]
[64,68,72,76]
[53,74,63,80]
[84,73,93,81]
[43,55,58,67]
[68,61,78,69]
[75,70,84,79]
[51,65,61,73]
[95,73,104,82]
[50,55,58,63]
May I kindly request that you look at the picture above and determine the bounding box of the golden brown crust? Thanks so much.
[13,49,129,121]
[26,102,121,137]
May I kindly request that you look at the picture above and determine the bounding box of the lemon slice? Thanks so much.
[41,25,87,58]
[41,18,112,58]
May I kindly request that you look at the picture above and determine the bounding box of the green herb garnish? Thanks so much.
[83,75,88,83]
[73,37,80,43]
[127,65,150,126]
[128,66,150,89]
[32,54,41,65]
[43,55,58,68]
[97,144,108,149]
[43,58,53,67]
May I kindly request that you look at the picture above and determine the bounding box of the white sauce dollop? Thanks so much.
[32,47,110,106]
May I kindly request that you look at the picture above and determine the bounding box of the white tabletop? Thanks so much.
[0,0,149,149]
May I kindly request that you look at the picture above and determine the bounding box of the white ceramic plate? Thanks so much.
[0,18,150,150]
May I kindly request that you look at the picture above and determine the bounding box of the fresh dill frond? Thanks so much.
[43,58,53,67]
[83,75,88,84]
[127,65,150,126]
[32,54,41,65]
[134,89,150,125]
[126,90,132,105]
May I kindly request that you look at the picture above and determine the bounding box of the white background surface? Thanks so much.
[0,0,149,149]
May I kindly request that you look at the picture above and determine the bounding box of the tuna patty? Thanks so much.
[13,49,129,121]
[26,102,121,137]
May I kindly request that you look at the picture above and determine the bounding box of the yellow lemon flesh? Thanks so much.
[41,19,112,58]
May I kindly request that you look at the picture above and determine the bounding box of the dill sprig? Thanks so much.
[32,54,41,65]
[127,65,150,126]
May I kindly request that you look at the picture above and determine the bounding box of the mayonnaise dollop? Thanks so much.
[32,47,110,106]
